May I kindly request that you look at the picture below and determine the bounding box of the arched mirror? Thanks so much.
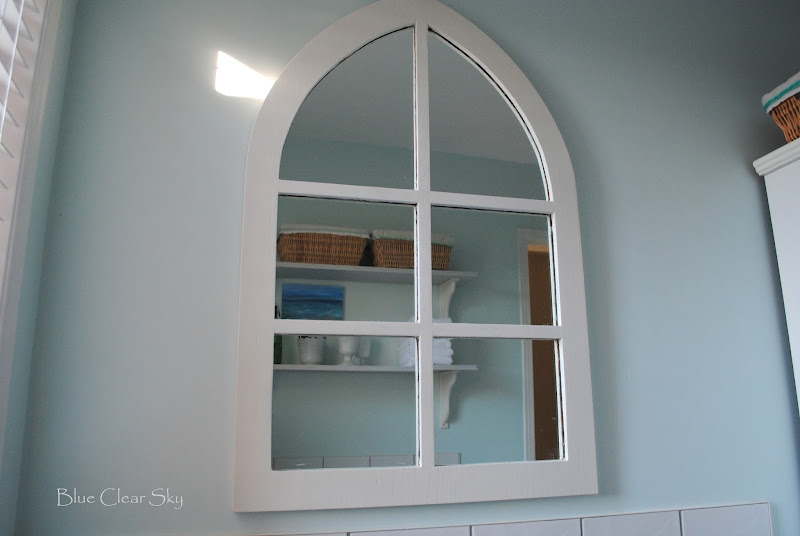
[236,0,596,511]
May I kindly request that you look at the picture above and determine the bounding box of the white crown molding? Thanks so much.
[753,137,800,176]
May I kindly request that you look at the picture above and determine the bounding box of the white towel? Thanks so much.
[433,351,453,366]
[398,332,454,366]
[433,339,452,352]
[432,317,453,365]
[399,339,415,366]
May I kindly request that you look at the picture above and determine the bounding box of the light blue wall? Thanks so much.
[15,0,800,535]
[282,136,543,198]
[0,1,77,534]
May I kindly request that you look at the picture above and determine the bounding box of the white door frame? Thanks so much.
[518,227,551,460]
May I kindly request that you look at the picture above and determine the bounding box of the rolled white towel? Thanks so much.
[433,352,453,365]
[397,319,454,366]
[398,337,415,366]
[398,345,453,365]
[433,339,452,361]
[401,339,451,355]
[434,346,454,357]
[399,352,415,367]
[433,339,452,351]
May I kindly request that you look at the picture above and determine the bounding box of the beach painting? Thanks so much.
[281,284,344,320]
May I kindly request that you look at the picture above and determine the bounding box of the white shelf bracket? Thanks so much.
[438,277,458,318]
[438,370,458,428]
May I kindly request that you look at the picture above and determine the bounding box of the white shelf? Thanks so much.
[274,364,477,372]
[276,262,478,285]
[274,263,479,427]
[274,363,477,428]
[753,137,800,176]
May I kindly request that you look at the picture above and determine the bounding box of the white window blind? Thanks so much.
[0,0,46,291]
[0,0,50,462]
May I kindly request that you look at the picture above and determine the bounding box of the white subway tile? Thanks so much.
[681,503,772,536]
[272,456,323,470]
[323,455,370,468]
[582,511,680,536]
[355,527,469,536]
[434,452,461,466]
[370,454,415,467]
[472,518,580,536]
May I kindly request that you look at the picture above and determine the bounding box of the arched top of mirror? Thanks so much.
[246,0,578,207]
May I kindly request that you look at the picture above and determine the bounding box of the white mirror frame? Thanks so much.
[235,0,597,511]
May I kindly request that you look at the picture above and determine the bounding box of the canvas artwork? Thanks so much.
[281,284,344,320]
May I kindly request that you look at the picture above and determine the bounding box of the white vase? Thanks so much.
[338,336,358,365]
[297,336,325,365]
[357,336,372,364]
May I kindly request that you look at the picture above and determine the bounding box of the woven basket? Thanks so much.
[277,232,367,265]
[372,238,451,270]
[771,94,800,142]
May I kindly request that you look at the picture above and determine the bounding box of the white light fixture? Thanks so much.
[215,51,275,99]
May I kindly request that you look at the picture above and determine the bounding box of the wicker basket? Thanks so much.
[763,72,800,142]
[277,232,368,266]
[372,239,452,270]
[770,94,800,142]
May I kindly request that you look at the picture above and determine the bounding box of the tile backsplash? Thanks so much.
[681,503,772,536]
[582,511,681,536]
[297,503,771,536]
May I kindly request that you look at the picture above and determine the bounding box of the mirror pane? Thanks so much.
[428,31,546,199]
[277,196,415,322]
[433,338,563,463]
[272,336,417,469]
[280,29,414,189]
[430,206,554,325]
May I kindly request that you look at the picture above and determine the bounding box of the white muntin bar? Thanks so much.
[274,319,421,338]
[414,19,436,470]
[431,322,562,340]
[430,191,555,215]
[277,179,418,206]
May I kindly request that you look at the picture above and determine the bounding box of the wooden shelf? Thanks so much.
[276,262,477,285]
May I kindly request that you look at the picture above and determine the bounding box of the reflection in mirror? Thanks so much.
[272,337,417,470]
[433,338,563,463]
[428,31,546,199]
[280,28,414,189]
[529,340,562,460]
[430,207,554,325]
[276,196,415,322]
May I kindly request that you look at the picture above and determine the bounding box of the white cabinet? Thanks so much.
[754,138,800,410]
